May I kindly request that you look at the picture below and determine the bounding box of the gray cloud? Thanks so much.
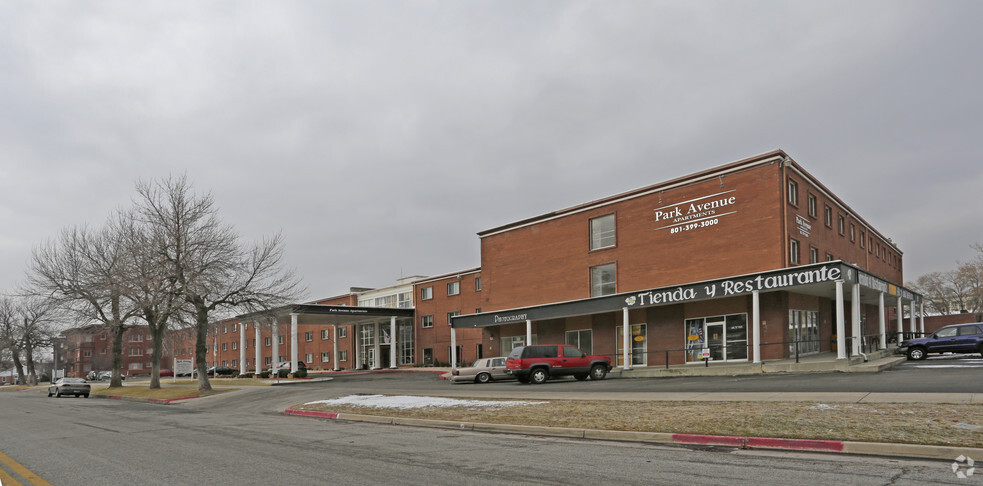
[2,1,981,298]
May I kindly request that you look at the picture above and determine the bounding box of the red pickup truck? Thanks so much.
[505,344,612,384]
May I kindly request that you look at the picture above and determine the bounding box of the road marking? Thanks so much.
[0,451,50,486]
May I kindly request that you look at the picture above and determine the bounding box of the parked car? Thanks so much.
[269,361,307,373]
[898,323,983,360]
[505,344,612,384]
[48,378,90,398]
[451,357,512,383]
[96,371,123,381]
[208,366,236,376]
[159,369,174,377]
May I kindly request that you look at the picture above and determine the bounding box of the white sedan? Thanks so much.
[450,357,512,383]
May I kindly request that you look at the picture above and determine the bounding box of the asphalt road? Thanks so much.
[0,364,978,485]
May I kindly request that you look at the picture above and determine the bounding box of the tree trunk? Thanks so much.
[194,303,213,392]
[11,349,26,385]
[23,337,38,385]
[110,323,125,388]
[147,309,162,390]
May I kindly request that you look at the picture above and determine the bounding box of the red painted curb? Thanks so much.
[284,407,339,419]
[672,433,844,452]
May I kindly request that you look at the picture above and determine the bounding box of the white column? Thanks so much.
[622,307,631,370]
[332,325,340,371]
[290,313,299,373]
[896,297,903,344]
[835,280,846,359]
[752,290,761,363]
[271,319,280,370]
[525,320,532,345]
[254,322,261,375]
[878,293,887,350]
[450,326,457,369]
[389,316,397,369]
[920,302,925,334]
[372,321,381,369]
[851,283,861,356]
[239,322,246,375]
[909,303,916,335]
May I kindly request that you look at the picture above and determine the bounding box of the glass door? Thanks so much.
[706,319,725,361]
[616,324,647,367]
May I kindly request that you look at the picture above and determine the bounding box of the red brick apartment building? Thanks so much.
[58,325,173,377]
[160,150,923,373]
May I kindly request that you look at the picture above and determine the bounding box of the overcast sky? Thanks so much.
[1,1,981,300]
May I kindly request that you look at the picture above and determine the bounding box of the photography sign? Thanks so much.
[653,190,737,235]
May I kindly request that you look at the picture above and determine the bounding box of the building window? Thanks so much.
[826,252,834,262]
[305,331,313,342]
[223,326,227,334]
[265,337,271,347]
[99,333,106,340]
[398,292,413,308]
[421,315,434,328]
[231,359,237,367]
[337,327,347,338]
[475,277,482,291]
[422,348,433,366]
[222,343,227,351]
[128,348,143,356]
[83,350,92,358]
[565,329,593,355]
[232,323,237,332]
[321,329,331,340]
[809,247,818,264]
[232,341,237,350]
[860,231,866,248]
[807,194,817,218]
[475,308,481,314]
[306,353,313,363]
[850,224,856,242]
[421,287,433,300]
[99,348,106,355]
[278,336,284,345]
[838,215,845,235]
[824,205,832,228]
[868,237,874,253]
[130,334,143,342]
[447,281,460,296]
[339,351,348,362]
[129,362,143,370]
[321,352,331,363]
[787,180,798,206]
[590,214,616,250]
[265,357,271,366]
[590,263,617,297]
[790,239,800,264]
[447,311,460,326]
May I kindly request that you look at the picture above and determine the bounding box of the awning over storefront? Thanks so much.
[451,261,920,329]
[238,304,414,326]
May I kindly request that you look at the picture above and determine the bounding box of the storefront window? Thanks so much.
[685,314,748,363]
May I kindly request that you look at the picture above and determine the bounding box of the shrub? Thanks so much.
[292,369,308,378]
[277,369,289,378]
[239,372,254,378]
[259,371,270,379]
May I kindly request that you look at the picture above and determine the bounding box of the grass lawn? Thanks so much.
[92,385,229,400]
[296,398,983,448]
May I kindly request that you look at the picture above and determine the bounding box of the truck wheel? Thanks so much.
[530,368,549,384]
[590,365,608,380]
[907,347,926,361]
[475,373,491,384]
[574,373,588,381]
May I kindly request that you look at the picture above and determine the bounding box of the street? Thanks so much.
[0,367,978,485]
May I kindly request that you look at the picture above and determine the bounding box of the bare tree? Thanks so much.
[135,175,303,392]
[12,292,62,385]
[0,295,26,385]
[28,224,142,388]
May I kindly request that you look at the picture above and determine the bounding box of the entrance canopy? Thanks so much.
[238,304,414,326]
[452,261,920,329]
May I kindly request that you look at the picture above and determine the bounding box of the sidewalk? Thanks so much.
[609,349,904,378]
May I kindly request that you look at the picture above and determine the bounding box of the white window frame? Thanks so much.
[421,286,433,300]
[590,263,617,297]
[447,281,460,296]
[590,214,616,250]
[421,315,434,328]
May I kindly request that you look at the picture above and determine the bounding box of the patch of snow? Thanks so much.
[811,403,839,410]
[953,423,983,431]
[305,394,548,410]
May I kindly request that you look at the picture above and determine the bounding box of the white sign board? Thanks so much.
[174,359,194,376]
[700,348,711,360]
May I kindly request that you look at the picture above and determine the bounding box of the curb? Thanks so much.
[92,393,202,404]
[283,406,983,461]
